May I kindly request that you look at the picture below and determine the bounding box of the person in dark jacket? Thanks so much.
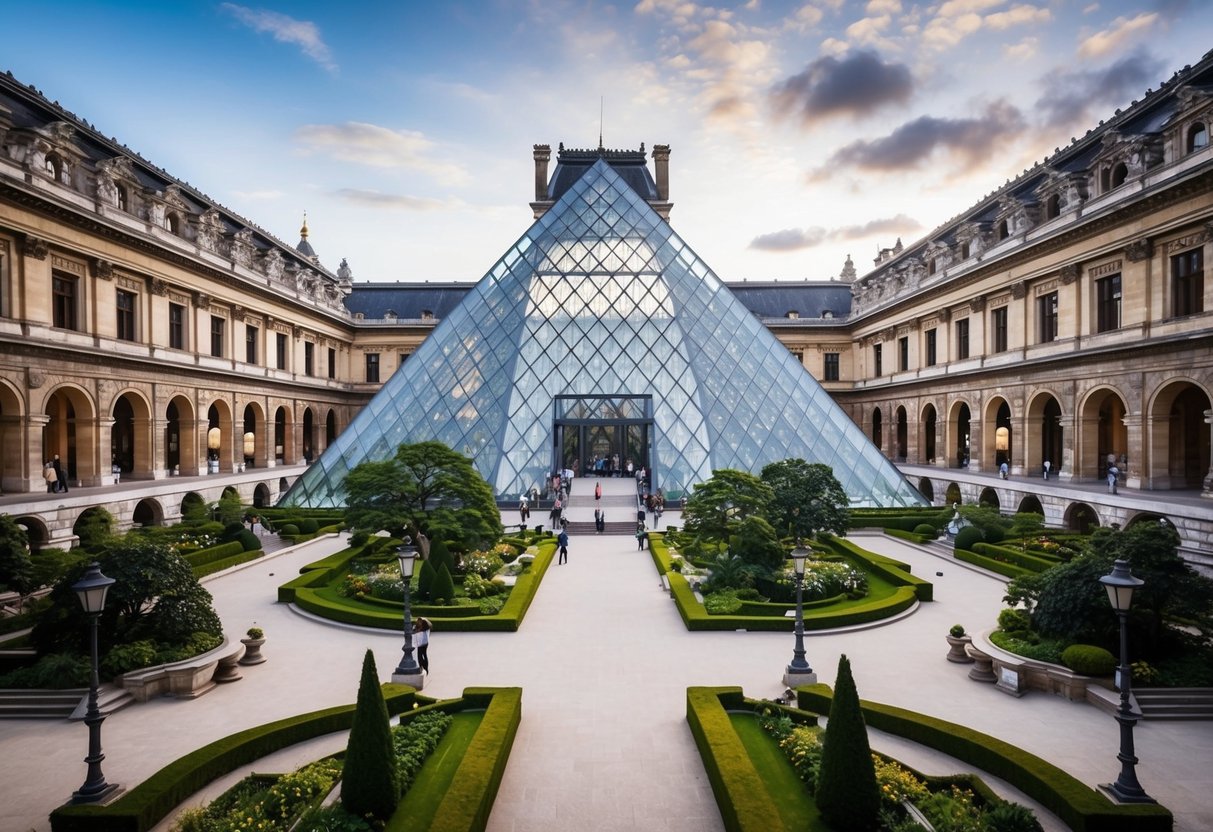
[53,454,68,493]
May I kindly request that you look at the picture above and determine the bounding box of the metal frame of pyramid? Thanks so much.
[281,158,925,508]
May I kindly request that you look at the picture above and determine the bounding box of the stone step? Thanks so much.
[563,522,648,535]
[69,684,136,720]
[0,688,86,719]
[1135,687,1213,719]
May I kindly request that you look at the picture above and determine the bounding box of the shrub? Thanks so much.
[463,573,497,599]
[914,523,937,538]
[299,518,320,535]
[703,590,743,615]
[236,529,261,552]
[477,596,505,615]
[101,640,159,678]
[417,557,436,601]
[350,530,370,547]
[280,523,300,536]
[998,608,1032,634]
[1060,644,1116,676]
[342,650,398,821]
[985,801,1044,832]
[427,539,455,578]
[431,564,456,605]
[0,652,90,688]
[816,655,880,831]
[954,526,984,551]
[949,624,966,638]
[463,549,505,579]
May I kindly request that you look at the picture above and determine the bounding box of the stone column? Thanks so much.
[1056,415,1075,482]
[1122,414,1143,490]
[132,416,155,481]
[24,413,50,493]
[652,145,671,202]
[1203,409,1213,498]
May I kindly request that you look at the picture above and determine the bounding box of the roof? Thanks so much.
[548,145,658,202]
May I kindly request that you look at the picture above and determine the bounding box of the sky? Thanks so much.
[5,1,1211,284]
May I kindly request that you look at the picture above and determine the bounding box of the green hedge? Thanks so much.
[816,536,933,602]
[393,687,522,832]
[953,548,1034,579]
[49,685,418,832]
[794,685,1173,832]
[971,542,1057,573]
[184,541,245,568]
[194,550,263,579]
[686,687,787,832]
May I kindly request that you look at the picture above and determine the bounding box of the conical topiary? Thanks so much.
[431,563,455,605]
[341,650,399,821]
[428,539,454,577]
[417,557,436,601]
[815,654,880,831]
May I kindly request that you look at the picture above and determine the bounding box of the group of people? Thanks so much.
[42,455,68,493]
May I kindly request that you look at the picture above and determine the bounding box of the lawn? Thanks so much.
[387,711,484,832]
[727,712,820,829]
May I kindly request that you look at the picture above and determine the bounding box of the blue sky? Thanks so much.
[6,1,1211,283]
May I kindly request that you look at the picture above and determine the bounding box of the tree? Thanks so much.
[0,515,34,603]
[73,507,115,552]
[727,515,784,570]
[760,459,850,541]
[816,654,880,831]
[342,650,398,821]
[32,537,221,656]
[344,441,502,548]
[682,469,773,544]
[1009,512,1045,554]
[216,490,244,526]
[430,563,455,605]
[958,504,1008,543]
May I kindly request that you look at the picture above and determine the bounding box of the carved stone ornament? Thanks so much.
[1011,280,1027,299]
[22,235,49,260]
[1060,264,1079,285]
[969,296,987,313]
[151,278,170,296]
[228,228,255,267]
[261,249,284,280]
[92,259,114,281]
[27,369,45,389]
[195,292,212,309]
[196,208,223,253]
[1124,238,1154,262]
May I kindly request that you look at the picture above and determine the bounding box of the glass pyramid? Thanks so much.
[281,158,925,509]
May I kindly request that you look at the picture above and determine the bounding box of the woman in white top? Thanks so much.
[413,617,432,673]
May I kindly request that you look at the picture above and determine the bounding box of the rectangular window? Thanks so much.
[276,332,287,370]
[872,344,883,376]
[956,318,970,360]
[897,336,908,372]
[116,289,136,341]
[823,352,840,381]
[925,329,937,366]
[305,342,315,376]
[246,325,259,364]
[1096,274,1122,332]
[365,352,380,383]
[1172,249,1203,317]
[52,273,77,330]
[1037,291,1058,343]
[991,306,1008,353]
[210,315,225,357]
[169,302,185,350]
[327,347,336,379]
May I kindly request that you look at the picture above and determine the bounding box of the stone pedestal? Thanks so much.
[783,670,818,690]
[391,670,425,690]
[238,637,266,666]
[968,649,997,683]
[946,634,974,663]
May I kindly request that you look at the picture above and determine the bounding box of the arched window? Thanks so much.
[997,219,1009,240]
[1110,162,1128,189]
[786,310,799,319]
[166,212,180,234]
[960,242,971,260]
[928,257,937,275]
[116,184,128,211]
[1188,123,1209,153]
[1046,193,1061,220]
[45,154,61,179]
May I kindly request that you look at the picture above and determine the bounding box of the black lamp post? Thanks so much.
[71,563,120,804]
[784,542,815,684]
[394,540,420,678]
[1098,558,1155,804]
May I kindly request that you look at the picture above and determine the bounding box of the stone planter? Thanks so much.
[239,637,266,666]
[946,634,974,663]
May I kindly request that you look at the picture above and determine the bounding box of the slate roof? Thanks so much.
[548,145,658,202]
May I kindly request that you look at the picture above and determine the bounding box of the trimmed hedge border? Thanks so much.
[971,542,1058,573]
[192,550,263,579]
[50,684,419,832]
[953,548,1034,579]
[184,541,245,568]
[794,684,1173,832]
[282,542,556,632]
[816,535,934,602]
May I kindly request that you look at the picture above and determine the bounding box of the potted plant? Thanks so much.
[946,624,973,663]
[239,625,267,666]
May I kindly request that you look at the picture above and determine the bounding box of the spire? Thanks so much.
[300,211,309,240]
[296,211,317,260]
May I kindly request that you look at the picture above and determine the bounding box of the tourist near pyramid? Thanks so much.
[283,153,924,509]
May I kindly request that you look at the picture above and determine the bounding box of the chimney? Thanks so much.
[652,144,671,202]
[533,144,551,202]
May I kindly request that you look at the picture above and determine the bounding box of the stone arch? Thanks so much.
[1124,511,1170,530]
[920,402,938,465]
[0,378,26,493]
[302,407,316,463]
[73,506,114,545]
[1017,495,1044,515]
[242,401,267,469]
[110,388,153,480]
[253,482,271,507]
[1147,379,1211,490]
[205,399,235,474]
[1026,389,1064,478]
[221,485,241,501]
[895,405,908,462]
[274,405,289,464]
[978,487,1000,509]
[871,406,883,454]
[132,498,164,528]
[917,477,935,503]
[945,482,962,505]
[948,400,972,468]
[13,516,49,549]
[42,383,98,486]
[279,476,290,493]
[984,395,1013,472]
[1078,385,1128,483]
[1065,502,1100,533]
[180,491,207,522]
[325,408,338,448]
[165,394,196,476]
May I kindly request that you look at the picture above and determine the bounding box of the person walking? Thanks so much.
[1043,460,1051,480]
[519,496,530,527]
[1107,464,1119,494]
[43,461,57,493]
[550,496,562,529]
[594,481,602,502]
[635,520,647,549]
[999,460,1008,480]
[594,507,605,534]
[557,528,569,564]
[53,454,68,493]
[654,491,665,529]
[413,617,432,674]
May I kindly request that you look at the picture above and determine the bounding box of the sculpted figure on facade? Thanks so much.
[196,208,223,253]
[260,249,285,280]
[228,228,255,267]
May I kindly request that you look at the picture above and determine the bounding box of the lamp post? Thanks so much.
[1098,558,1154,804]
[71,563,120,804]
[783,541,817,688]
[392,539,423,687]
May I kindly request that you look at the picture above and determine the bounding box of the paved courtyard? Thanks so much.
[1,488,1211,831]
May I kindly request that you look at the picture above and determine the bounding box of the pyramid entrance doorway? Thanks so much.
[553,394,652,482]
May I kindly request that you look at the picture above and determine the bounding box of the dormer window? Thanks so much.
[422,309,434,320]
[822,310,834,319]
[997,219,1009,241]
[960,242,971,260]
[927,258,937,275]
[786,310,799,319]
[385,309,397,321]
[44,154,61,179]
[1189,123,1209,153]
[1110,162,1128,189]
[165,212,180,234]
[116,184,128,212]
[1046,193,1061,221]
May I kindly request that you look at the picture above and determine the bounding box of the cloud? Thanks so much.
[1077,12,1157,59]
[986,4,1052,29]
[771,50,913,123]
[750,214,921,251]
[1003,36,1038,60]
[332,189,456,211]
[1034,51,1161,129]
[814,101,1025,174]
[920,0,1048,49]
[294,122,470,184]
[220,4,335,70]
[866,0,902,13]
